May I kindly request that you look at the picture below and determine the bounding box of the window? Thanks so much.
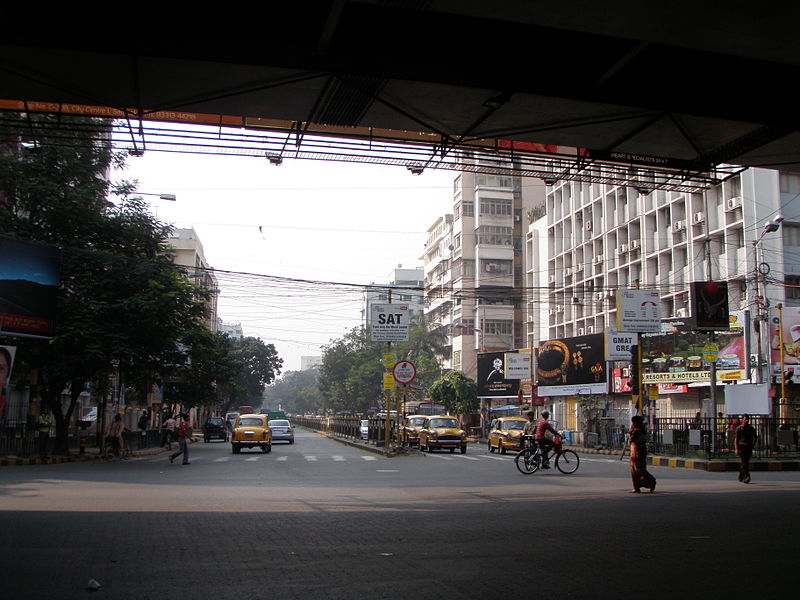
[480,259,512,274]
[477,225,512,245]
[480,197,512,216]
[456,319,475,336]
[483,319,513,336]
[476,174,513,188]
[786,276,800,300]
[463,201,474,217]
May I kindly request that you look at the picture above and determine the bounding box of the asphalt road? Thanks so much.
[2,427,798,599]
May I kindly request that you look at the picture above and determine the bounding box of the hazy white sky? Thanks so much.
[115,152,455,373]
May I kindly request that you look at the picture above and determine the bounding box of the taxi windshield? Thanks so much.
[238,418,263,426]
[430,418,459,428]
[503,421,525,430]
[409,417,426,426]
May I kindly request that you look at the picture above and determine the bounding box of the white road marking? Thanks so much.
[361,456,378,461]
[245,457,259,462]
[482,455,509,461]
[276,456,288,461]
[458,455,481,461]
[305,455,318,461]
[213,457,230,462]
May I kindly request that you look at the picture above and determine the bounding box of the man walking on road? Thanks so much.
[734,414,757,483]
[169,413,191,465]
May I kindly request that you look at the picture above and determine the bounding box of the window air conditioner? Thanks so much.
[726,197,742,211]
[586,222,593,231]
[594,255,604,264]
[630,240,640,250]
[617,244,628,255]
[556,305,564,312]
[673,220,686,232]
[595,292,605,301]
[575,264,584,272]
[549,275,556,283]
[578,328,585,336]
[587,325,595,334]
[693,212,705,224]
[572,296,581,304]
[676,308,689,318]
[564,267,572,276]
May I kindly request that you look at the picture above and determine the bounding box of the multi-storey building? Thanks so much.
[423,164,544,380]
[530,167,800,421]
[167,227,219,332]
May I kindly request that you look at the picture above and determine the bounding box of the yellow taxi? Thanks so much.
[231,414,272,454]
[400,415,428,447]
[488,416,528,454]
[418,415,467,454]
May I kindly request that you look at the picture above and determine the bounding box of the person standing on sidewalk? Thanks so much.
[37,406,53,458]
[169,413,191,465]
[734,414,757,483]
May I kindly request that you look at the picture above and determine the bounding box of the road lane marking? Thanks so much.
[482,455,509,461]
[245,457,259,462]
[458,455,481,461]
[332,455,346,461]
[361,456,377,461]
[213,457,230,462]
[276,456,288,461]
[305,456,318,461]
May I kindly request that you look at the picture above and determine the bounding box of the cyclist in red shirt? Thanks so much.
[535,411,560,469]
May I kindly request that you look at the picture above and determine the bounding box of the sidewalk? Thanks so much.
[318,431,800,472]
[564,444,800,472]
[0,434,200,467]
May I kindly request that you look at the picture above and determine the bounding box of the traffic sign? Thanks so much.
[371,304,410,342]
[393,360,417,385]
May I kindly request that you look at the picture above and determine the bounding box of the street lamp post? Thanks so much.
[752,216,783,395]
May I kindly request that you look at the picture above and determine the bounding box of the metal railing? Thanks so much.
[0,427,166,457]
[292,415,395,445]
[647,416,800,459]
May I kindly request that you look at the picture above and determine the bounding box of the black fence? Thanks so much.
[648,416,800,459]
[0,427,166,457]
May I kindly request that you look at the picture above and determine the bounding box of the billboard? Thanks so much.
[640,320,745,384]
[477,351,520,398]
[535,333,607,396]
[770,306,800,383]
[0,236,61,338]
[691,281,730,330]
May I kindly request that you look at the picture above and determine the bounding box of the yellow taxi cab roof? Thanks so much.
[498,416,528,421]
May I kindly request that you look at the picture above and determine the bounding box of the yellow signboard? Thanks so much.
[383,373,396,389]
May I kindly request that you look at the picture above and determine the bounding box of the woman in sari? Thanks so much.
[629,415,656,493]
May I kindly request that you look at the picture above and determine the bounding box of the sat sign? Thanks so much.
[370,304,410,342]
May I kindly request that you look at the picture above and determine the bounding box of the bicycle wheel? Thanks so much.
[555,449,580,474]
[515,448,540,474]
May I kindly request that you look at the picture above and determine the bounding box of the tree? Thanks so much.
[428,371,478,418]
[220,336,283,408]
[262,368,322,415]
[318,327,382,413]
[0,114,211,453]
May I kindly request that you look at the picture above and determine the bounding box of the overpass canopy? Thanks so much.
[2,1,800,188]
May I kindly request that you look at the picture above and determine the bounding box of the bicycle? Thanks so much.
[514,434,579,475]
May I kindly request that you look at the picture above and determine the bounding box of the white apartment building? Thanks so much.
[530,167,800,421]
[423,166,544,380]
[167,227,219,332]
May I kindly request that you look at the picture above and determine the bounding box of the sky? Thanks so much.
[114,152,455,374]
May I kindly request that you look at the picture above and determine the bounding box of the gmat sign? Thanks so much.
[370,304,410,342]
